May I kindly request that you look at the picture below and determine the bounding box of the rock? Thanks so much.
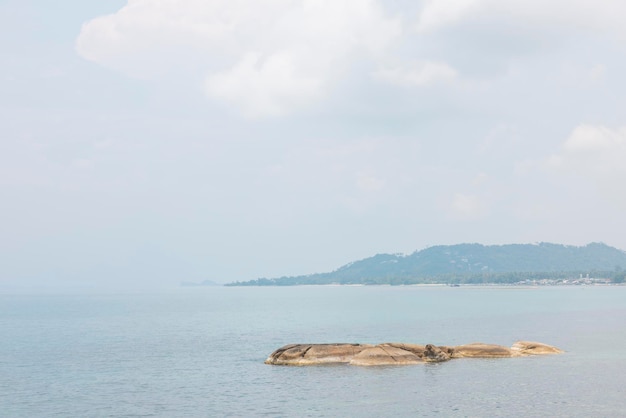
[349,345,423,366]
[422,344,454,362]
[379,343,454,361]
[451,343,516,358]
[382,342,427,355]
[265,341,562,366]
[510,340,564,355]
[264,343,372,365]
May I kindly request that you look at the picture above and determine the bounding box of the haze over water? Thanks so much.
[2,285,625,417]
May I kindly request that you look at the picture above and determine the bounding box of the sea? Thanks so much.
[1,285,625,417]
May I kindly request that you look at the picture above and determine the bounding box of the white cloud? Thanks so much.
[373,61,457,87]
[416,0,481,33]
[76,0,402,117]
[74,0,626,119]
[548,124,626,207]
[589,64,606,83]
[205,51,324,117]
[561,125,626,154]
[472,172,489,187]
[356,172,385,192]
[416,0,626,37]
[449,193,488,220]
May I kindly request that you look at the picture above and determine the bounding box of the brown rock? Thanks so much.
[383,342,428,355]
[264,343,371,365]
[349,345,423,366]
[422,344,453,362]
[451,343,515,358]
[383,343,454,360]
[265,340,563,366]
[510,340,564,355]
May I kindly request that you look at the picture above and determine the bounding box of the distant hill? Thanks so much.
[226,243,626,286]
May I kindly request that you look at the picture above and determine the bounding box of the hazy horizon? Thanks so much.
[2,1,626,290]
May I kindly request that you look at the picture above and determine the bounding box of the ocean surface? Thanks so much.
[1,285,626,417]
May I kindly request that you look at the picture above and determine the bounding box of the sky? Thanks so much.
[2,0,626,289]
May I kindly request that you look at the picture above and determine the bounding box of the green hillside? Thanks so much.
[227,242,626,286]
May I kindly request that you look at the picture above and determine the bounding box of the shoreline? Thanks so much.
[223,282,622,288]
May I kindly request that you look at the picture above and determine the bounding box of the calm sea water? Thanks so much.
[1,285,625,417]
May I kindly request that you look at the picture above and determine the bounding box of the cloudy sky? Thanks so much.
[2,0,626,289]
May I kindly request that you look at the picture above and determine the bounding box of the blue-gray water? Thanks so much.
[1,286,625,417]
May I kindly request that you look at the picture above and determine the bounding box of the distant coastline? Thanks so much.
[223,282,622,288]
[226,242,626,287]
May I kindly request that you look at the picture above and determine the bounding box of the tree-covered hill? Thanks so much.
[226,242,626,286]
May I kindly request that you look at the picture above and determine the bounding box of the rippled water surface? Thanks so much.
[1,286,625,417]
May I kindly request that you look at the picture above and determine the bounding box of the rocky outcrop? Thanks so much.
[381,343,454,361]
[265,341,563,366]
[349,345,423,366]
[510,340,564,355]
[451,343,515,358]
[265,343,373,365]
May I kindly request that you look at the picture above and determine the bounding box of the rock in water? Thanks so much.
[264,343,372,365]
[451,343,515,358]
[510,341,564,355]
[265,341,563,366]
[349,345,423,366]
